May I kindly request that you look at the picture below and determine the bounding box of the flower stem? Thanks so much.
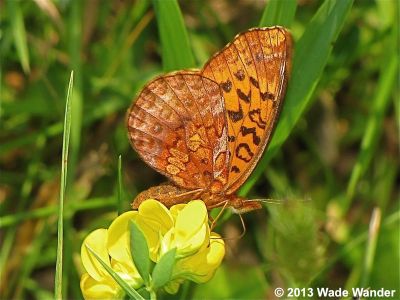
[150,289,157,300]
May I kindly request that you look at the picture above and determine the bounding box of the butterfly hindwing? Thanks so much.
[127,72,230,191]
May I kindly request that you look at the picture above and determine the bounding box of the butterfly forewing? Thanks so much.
[201,27,292,193]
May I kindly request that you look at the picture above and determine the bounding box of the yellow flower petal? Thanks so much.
[177,223,209,257]
[80,273,122,300]
[169,204,186,220]
[159,229,174,258]
[164,278,184,295]
[134,200,174,261]
[81,229,111,281]
[112,259,143,289]
[107,201,174,263]
[138,199,173,232]
[173,200,208,256]
[175,201,207,238]
[175,232,225,283]
[107,211,138,262]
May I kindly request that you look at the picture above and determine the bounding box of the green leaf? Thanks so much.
[54,71,74,300]
[86,246,145,300]
[151,248,177,289]
[152,0,195,71]
[7,0,30,73]
[129,221,151,286]
[259,0,297,27]
[240,0,354,196]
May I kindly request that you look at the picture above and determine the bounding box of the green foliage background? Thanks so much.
[0,0,398,299]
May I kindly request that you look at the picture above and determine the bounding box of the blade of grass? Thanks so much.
[67,0,83,189]
[0,94,128,156]
[54,71,74,300]
[360,207,381,287]
[86,246,145,300]
[240,0,354,196]
[0,136,46,298]
[152,0,195,71]
[14,220,52,299]
[345,42,398,210]
[0,197,115,228]
[310,209,399,285]
[7,0,30,73]
[103,8,153,84]
[259,0,297,27]
[117,155,123,215]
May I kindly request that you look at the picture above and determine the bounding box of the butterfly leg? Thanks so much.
[209,200,229,230]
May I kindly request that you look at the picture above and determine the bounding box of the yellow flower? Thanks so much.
[154,200,225,293]
[80,228,143,300]
[107,200,174,262]
[80,199,225,298]
[164,232,225,294]
[160,200,209,258]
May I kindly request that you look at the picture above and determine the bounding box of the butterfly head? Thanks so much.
[228,195,262,214]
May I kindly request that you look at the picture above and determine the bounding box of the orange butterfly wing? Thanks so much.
[126,72,229,192]
[127,27,292,210]
[201,27,292,194]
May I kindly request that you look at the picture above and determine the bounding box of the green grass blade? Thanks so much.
[54,71,74,299]
[152,0,195,71]
[117,155,123,215]
[240,0,354,196]
[259,0,297,27]
[361,207,381,287]
[345,47,398,208]
[0,197,115,228]
[86,246,145,300]
[310,209,400,284]
[67,0,83,189]
[7,0,30,73]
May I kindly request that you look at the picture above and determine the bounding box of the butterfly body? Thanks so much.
[131,183,261,213]
[127,27,292,213]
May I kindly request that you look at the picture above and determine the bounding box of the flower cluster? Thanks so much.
[80,199,225,299]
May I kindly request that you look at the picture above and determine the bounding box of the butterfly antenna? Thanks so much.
[244,197,312,205]
[244,198,284,205]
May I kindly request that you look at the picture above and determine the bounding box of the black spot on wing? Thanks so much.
[228,103,243,123]
[249,109,266,129]
[228,135,236,142]
[249,76,259,88]
[231,166,240,173]
[240,126,261,145]
[236,143,254,163]
[220,80,232,93]
[234,70,245,81]
[261,91,275,101]
[237,89,251,103]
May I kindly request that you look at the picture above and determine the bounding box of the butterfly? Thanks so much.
[126,26,292,213]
